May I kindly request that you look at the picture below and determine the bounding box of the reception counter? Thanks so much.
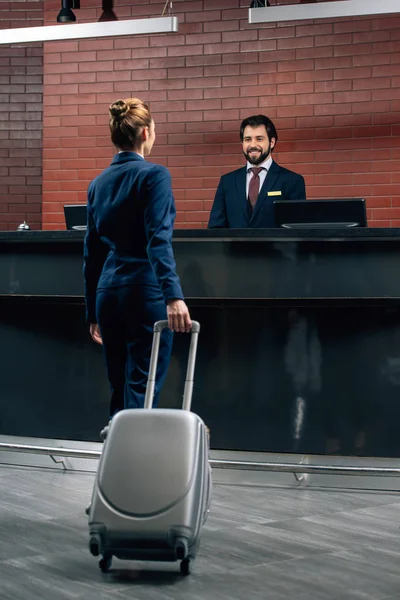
[1,227,400,458]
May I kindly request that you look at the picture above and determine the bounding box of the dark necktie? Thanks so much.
[248,167,263,209]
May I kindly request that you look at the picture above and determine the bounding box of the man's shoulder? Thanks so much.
[274,162,304,181]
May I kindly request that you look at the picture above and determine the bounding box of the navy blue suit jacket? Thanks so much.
[83,152,183,323]
[208,160,306,228]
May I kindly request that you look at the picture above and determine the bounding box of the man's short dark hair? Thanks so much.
[240,115,278,146]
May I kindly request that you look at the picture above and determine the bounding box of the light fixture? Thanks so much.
[57,0,79,23]
[0,15,178,44]
[99,0,117,22]
[249,0,400,24]
[249,0,270,7]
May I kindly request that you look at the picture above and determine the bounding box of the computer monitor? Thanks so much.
[274,198,367,229]
[64,204,87,231]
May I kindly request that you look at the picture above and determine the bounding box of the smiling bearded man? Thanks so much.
[208,114,306,229]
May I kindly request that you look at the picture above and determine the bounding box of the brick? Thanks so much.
[188,55,222,67]
[150,34,186,48]
[62,51,96,64]
[352,100,391,114]
[167,111,204,123]
[353,173,389,185]
[169,89,204,101]
[334,162,372,174]
[297,92,333,105]
[276,104,312,117]
[260,72,296,84]
[221,8,244,21]
[242,83,277,97]
[113,81,149,94]
[43,117,61,128]
[179,23,203,35]
[334,114,372,127]
[371,160,400,173]
[223,30,257,44]
[296,46,333,61]
[316,80,352,93]
[79,61,113,73]
[45,62,78,74]
[149,78,184,92]
[204,19,238,33]
[334,66,371,80]
[314,174,353,186]
[186,98,221,111]
[371,184,400,196]
[204,64,239,77]
[45,83,78,95]
[204,132,236,144]
[79,39,114,52]
[353,77,392,90]
[278,82,314,95]
[242,40,277,54]
[187,77,221,89]
[142,91,166,103]
[240,62,278,76]
[61,93,96,106]
[315,57,352,70]
[278,59,314,73]
[260,50,296,65]
[186,10,221,23]
[132,48,166,60]
[221,74,254,87]
[96,49,131,62]
[79,82,113,94]
[79,147,112,159]
[354,53,392,68]
[96,71,132,83]
[223,97,259,110]
[315,33,352,48]
[354,125,392,138]
[334,91,372,103]
[279,36,314,51]
[372,208,400,220]
[372,88,400,101]
[204,42,240,55]
[62,72,96,84]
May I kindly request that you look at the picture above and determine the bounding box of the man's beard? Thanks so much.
[243,147,271,166]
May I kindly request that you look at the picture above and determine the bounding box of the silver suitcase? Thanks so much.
[88,320,212,576]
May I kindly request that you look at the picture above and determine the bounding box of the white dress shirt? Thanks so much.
[245,156,273,199]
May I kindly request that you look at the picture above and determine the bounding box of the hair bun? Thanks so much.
[109,100,129,120]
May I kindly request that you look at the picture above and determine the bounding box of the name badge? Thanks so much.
[268,191,282,196]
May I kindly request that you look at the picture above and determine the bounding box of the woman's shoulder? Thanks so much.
[145,161,169,173]
[141,161,171,181]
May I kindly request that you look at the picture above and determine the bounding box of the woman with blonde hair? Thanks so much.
[83,97,191,418]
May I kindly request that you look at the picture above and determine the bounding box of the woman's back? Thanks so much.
[86,151,178,293]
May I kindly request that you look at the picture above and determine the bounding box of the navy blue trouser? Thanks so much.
[96,284,173,417]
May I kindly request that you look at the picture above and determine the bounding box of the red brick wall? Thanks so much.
[41,0,400,229]
[0,0,43,230]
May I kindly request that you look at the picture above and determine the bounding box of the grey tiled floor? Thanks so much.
[1,464,400,600]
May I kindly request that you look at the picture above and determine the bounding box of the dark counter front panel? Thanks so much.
[1,228,400,300]
[1,298,400,458]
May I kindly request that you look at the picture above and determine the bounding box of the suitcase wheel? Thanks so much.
[99,556,112,573]
[180,558,190,576]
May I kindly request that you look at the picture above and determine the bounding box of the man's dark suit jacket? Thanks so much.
[208,160,306,228]
[83,152,183,323]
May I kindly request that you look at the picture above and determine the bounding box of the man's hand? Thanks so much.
[89,323,103,345]
[167,299,192,333]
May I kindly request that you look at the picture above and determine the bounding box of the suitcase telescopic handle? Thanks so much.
[144,320,200,411]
